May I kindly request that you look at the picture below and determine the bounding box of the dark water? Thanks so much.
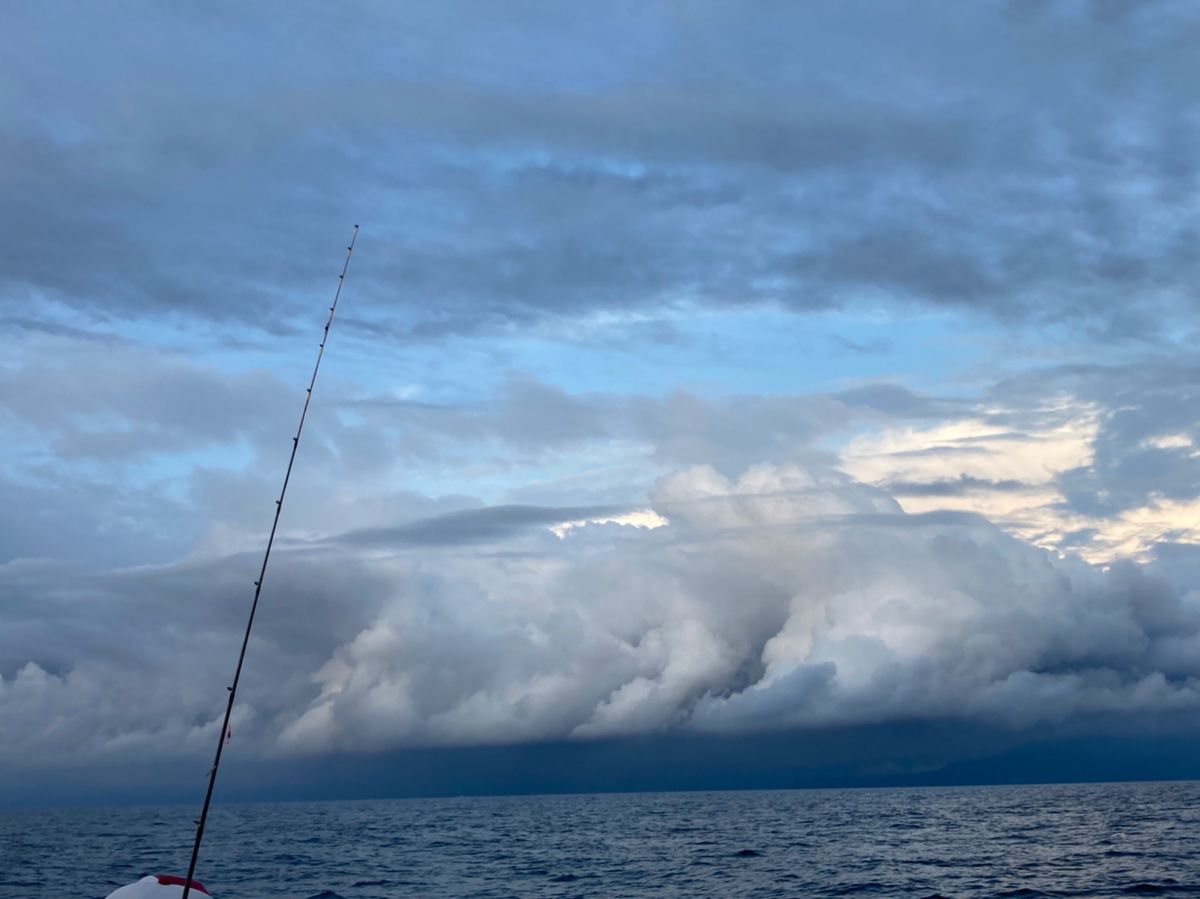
[4,782,1200,898]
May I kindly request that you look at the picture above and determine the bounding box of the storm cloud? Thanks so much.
[4,463,1199,776]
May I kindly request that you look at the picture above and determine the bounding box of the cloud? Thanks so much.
[883,474,1031,497]
[837,359,1200,563]
[4,2,1199,338]
[264,463,1200,749]
[0,333,296,464]
[6,461,1200,773]
[6,0,1200,802]
[331,503,633,547]
[5,322,1196,572]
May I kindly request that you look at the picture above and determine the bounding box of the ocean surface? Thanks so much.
[5,781,1200,898]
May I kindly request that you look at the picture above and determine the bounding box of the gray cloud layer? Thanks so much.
[4,1,1199,337]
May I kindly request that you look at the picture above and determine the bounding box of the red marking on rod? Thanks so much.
[157,875,209,894]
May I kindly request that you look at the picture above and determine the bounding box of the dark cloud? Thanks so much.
[0,337,297,463]
[877,445,996,460]
[833,384,967,419]
[331,504,626,548]
[19,723,1200,807]
[1148,542,1200,596]
[993,359,1200,517]
[3,2,1198,336]
[1062,423,1200,519]
[0,474,196,567]
[885,474,1032,497]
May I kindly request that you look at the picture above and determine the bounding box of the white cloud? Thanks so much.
[265,463,1200,753]
[840,399,1200,563]
[550,508,669,539]
[5,459,1200,769]
[1144,434,1193,451]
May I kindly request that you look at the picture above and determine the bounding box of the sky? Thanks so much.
[4,0,1200,805]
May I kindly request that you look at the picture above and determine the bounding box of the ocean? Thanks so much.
[4,781,1199,898]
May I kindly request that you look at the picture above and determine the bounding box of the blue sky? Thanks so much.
[4,0,1200,801]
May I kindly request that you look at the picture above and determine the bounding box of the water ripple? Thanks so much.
[4,782,1200,898]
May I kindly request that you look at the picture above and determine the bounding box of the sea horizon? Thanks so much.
[8,774,1200,814]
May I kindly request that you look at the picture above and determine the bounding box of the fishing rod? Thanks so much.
[179,225,359,899]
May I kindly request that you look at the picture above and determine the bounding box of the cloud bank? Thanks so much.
[5,462,1199,771]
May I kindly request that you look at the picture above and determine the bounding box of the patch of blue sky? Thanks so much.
[231,306,997,420]
[136,439,258,491]
[350,304,990,403]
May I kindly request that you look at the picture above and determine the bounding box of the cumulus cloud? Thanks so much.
[6,462,1199,770]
